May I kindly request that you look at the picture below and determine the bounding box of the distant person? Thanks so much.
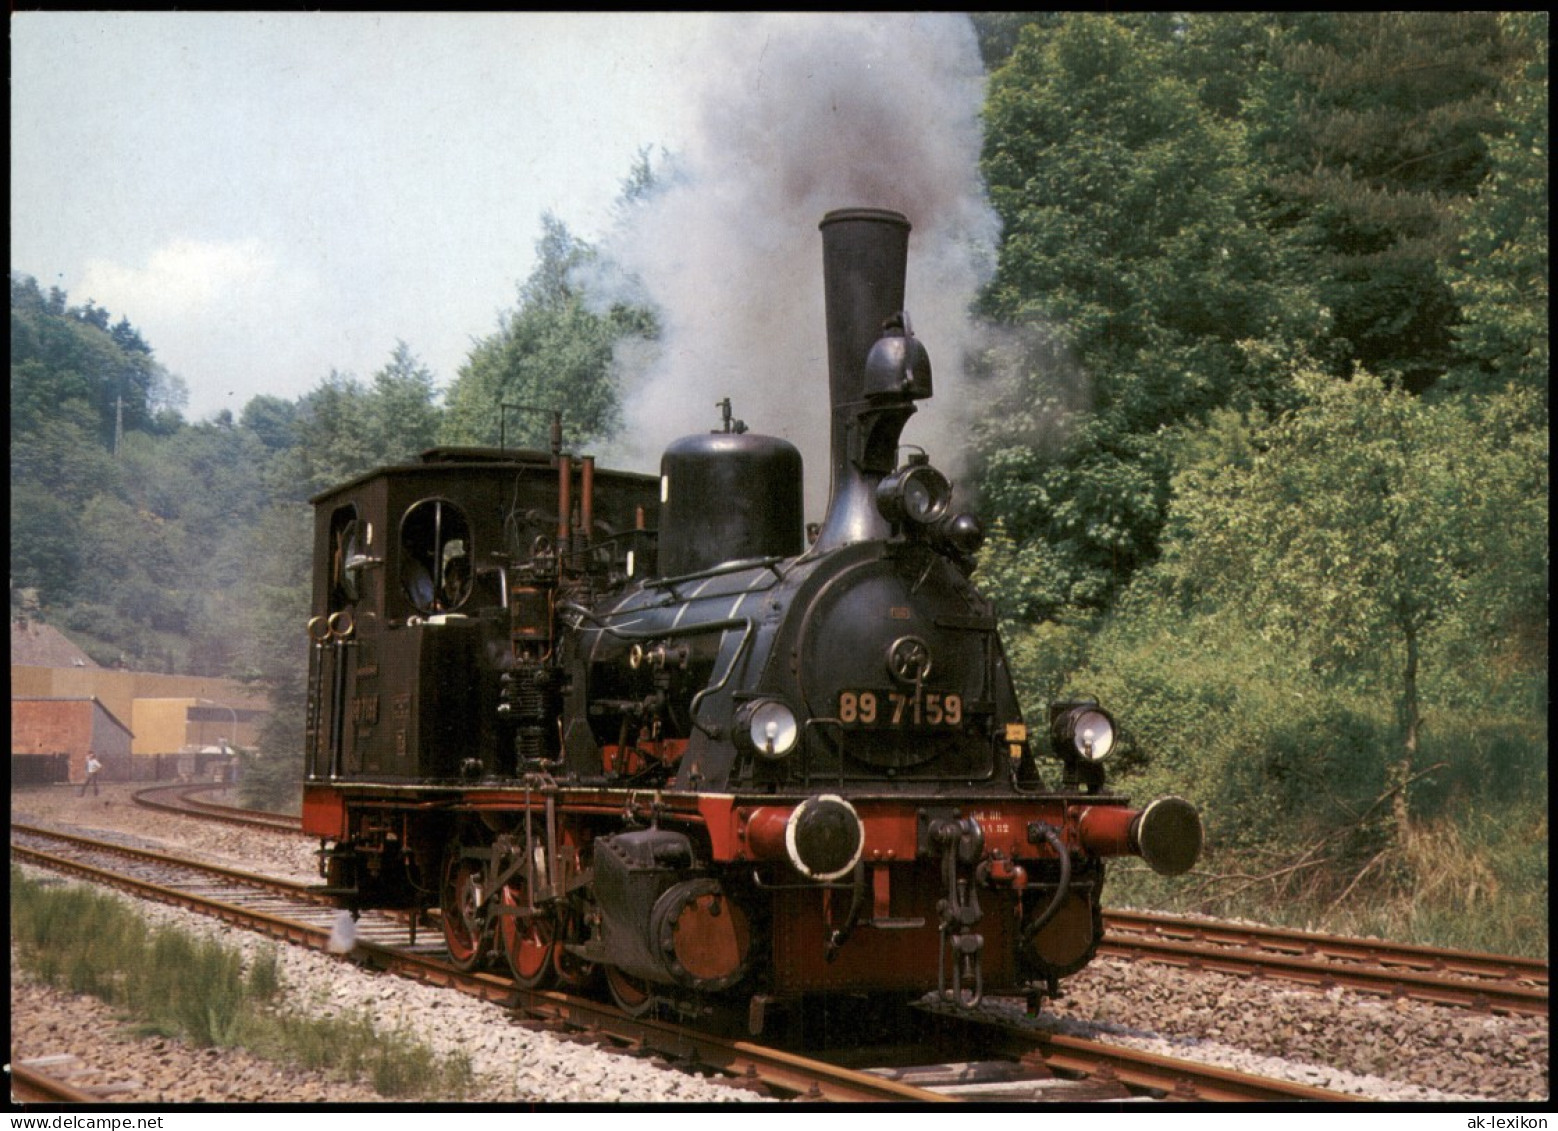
[80,752,103,797]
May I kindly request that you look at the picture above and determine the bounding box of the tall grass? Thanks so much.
[10,869,474,1099]
[1104,791,1549,958]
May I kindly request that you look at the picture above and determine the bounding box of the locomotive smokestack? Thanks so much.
[812,208,930,553]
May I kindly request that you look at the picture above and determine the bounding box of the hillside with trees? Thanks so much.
[969,12,1546,952]
[10,12,1546,953]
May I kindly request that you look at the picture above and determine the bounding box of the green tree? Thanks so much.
[365,340,441,457]
[441,213,651,450]
[1250,12,1518,392]
[121,422,275,673]
[1153,368,1547,842]
[239,394,301,453]
[10,482,84,606]
[975,14,1321,617]
[230,501,315,809]
[1445,11,1549,400]
[11,274,183,444]
[279,343,442,499]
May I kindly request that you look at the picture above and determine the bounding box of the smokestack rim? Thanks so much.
[818,207,912,234]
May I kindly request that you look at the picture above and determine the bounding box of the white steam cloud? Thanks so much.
[593,13,999,524]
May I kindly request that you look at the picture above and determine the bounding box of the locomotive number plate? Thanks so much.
[838,690,963,727]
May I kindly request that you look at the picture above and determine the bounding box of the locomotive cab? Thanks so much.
[304,449,660,786]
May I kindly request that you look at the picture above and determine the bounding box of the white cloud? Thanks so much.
[78,238,280,320]
[72,238,337,420]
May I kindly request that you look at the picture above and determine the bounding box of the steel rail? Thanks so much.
[919,1008,1368,1104]
[8,1062,103,1105]
[132,782,306,834]
[166,783,303,826]
[1106,909,1548,982]
[8,824,1402,1103]
[1101,914,1547,1017]
[12,821,329,900]
[1025,1029,1367,1103]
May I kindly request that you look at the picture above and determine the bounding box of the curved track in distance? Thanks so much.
[132,782,305,834]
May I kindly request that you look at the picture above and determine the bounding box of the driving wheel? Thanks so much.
[439,847,487,972]
[498,876,556,988]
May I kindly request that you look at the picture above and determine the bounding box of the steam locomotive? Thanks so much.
[300,208,1201,1030]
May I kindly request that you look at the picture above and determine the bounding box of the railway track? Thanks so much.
[1102,909,1548,1017]
[890,1011,1367,1103]
[135,786,1548,1016]
[9,824,940,1103]
[132,782,306,834]
[11,821,1375,1103]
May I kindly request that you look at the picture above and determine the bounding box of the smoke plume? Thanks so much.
[594,13,999,523]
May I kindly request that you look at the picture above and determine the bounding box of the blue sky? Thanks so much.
[11,12,711,421]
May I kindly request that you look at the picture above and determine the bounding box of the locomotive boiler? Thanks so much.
[301,208,1202,1028]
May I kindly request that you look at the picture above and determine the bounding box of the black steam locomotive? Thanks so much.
[301,208,1201,1028]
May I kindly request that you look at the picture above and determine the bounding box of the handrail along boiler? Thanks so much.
[301,208,1202,1025]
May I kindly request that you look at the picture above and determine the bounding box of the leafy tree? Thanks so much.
[10,310,121,438]
[279,344,441,500]
[441,213,652,450]
[1445,11,1549,401]
[10,482,84,606]
[278,371,377,498]
[10,274,176,443]
[230,501,315,810]
[974,14,1321,618]
[10,412,118,508]
[239,394,301,453]
[73,491,189,638]
[968,12,1057,71]
[365,341,441,457]
[1144,369,1546,843]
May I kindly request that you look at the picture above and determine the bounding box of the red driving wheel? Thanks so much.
[439,848,486,972]
[498,878,556,988]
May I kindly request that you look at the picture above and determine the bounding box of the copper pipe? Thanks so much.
[557,454,573,549]
[580,456,595,546]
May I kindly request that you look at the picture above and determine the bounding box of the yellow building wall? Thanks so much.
[132,699,200,756]
[10,668,269,756]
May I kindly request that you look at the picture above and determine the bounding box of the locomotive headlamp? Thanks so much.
[1050,700,1117,764]
[737,698,800,760]
[877,460,952,529]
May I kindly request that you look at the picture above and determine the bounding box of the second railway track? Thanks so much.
[132,781,306,834]
[1102,909,1548,1017]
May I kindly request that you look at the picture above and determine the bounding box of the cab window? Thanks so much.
[400,499,472,614]
[329,505,367,611]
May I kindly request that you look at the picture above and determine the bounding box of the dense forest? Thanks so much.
[11,13,1546,953]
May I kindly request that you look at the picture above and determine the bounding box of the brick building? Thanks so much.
[11,696,134,783]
